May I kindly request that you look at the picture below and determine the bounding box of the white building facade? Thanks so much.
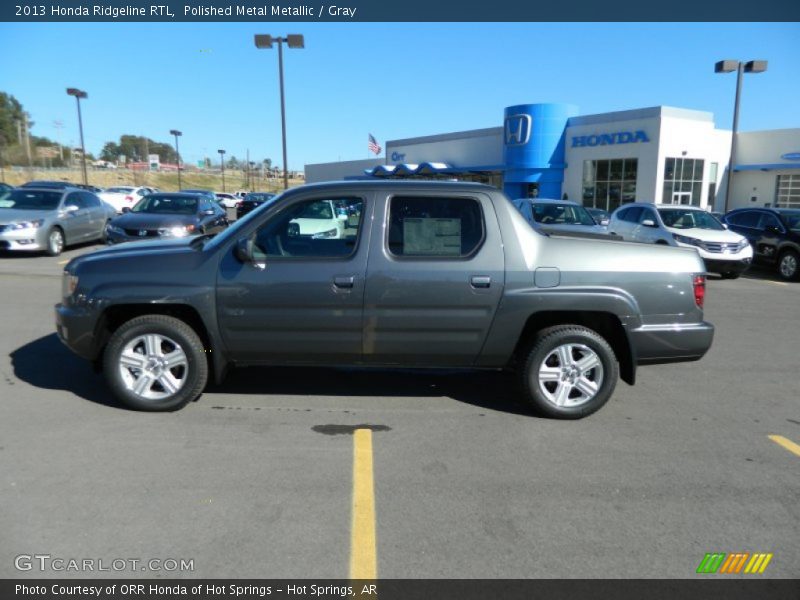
[305,104,800,213]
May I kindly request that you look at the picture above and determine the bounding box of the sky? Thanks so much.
[1,22,798,171]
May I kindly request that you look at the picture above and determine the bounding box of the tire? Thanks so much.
[519,325,619,419]
[45,227,64,256]
[99,220,111,244]
[103,315,208,411]
[777,249,799,281]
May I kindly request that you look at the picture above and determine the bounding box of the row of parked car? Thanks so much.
[512,197,800,281]
[0,180,276,256]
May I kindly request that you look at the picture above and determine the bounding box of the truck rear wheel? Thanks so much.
[520,325,618,419]
[103,315,208,411]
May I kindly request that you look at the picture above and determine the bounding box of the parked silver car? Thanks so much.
[511,197,613,239]
[0,187,115,256]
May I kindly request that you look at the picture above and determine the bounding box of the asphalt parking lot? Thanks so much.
[0,240,798,580]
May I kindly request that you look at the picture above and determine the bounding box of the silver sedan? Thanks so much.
[0,187,116,256]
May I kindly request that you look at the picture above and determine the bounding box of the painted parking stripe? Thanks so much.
[768,435,800,458]
[349,428,377,579]
[58,259,69,265]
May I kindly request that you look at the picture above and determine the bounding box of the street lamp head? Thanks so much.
[218,149,226,154]
[744,60,768,73]
[714,60,739,73]
[254,34,273,49]
[286,34,304,49]
[66,88,87,99]
[170,129,182,137]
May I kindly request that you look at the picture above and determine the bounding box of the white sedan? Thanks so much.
[98,186,151,213]
[215,193,240,209]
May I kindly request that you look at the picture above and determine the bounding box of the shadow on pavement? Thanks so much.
[212,365,532,416]
[11,334,531,416]
[9,333,117,408]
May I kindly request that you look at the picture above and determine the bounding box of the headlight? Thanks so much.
[107,224,124,234]
[312,228,339,239]
[158,225,195,237]
[8,219,44,230]
[737,239,750,251]
[673,233,701,246]
[62,270,79,298]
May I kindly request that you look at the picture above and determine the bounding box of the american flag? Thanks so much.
[368,134,382,155]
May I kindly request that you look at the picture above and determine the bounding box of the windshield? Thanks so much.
[658,209,724,230]
[132,195,198,215]
[778,210,800,231]
[245,193,276,203]
[533,203,596,226]
[203,192,284,251]
[0,189,62,210]
[107,187,134,193]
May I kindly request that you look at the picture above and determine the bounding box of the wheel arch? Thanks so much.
[511,310,635,385]
[94,303,226,384]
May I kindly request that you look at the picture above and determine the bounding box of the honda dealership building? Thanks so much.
[305,103,800,212]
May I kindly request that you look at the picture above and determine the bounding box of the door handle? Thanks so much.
[470,276,491,288]
[333,276,355,289]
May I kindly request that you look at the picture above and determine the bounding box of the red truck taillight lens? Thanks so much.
[693,275,706,309]
[125,195,134,202]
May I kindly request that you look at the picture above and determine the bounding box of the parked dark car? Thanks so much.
[586,207,610,226]
[180,189,217,203]
[56,180,713,418]
[723,207,800,280]
[105,192,228,244]
[236,192,277,219]
[21,180,104,193]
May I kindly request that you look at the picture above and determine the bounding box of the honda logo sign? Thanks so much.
[505,114,532,146]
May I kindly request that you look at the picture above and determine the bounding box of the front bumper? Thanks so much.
[629,321,715,365]
[55,302,102,361]
[0,227,48,251]
[703,257,752,275]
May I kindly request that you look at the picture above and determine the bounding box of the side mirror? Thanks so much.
[64,204,80,213]
[723,223,729,229]
[121,207,131,213]
[235,237,265,270]
[641,219,656,227]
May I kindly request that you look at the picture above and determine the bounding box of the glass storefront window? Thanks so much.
[581,158,638,211]
[663,157,705,206]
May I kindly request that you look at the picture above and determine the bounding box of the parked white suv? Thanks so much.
[609,203,753,278]
[98,186,150,213]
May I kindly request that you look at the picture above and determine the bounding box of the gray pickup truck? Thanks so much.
[56,181,714,418]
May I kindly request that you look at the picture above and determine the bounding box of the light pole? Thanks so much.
[218,149,226,192]
[254,33,304,190]
[66,88,88,185]
[715,59,767,213]
[170,129,183,190]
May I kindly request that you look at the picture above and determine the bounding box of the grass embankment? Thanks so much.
[2,168,302,193]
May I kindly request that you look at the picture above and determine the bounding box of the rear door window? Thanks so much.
[387,196,484,258]
[619,206,643,223]
[727,211,761,228]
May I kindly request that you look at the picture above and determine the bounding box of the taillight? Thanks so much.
[693,275,706,309]
[125,195,133,202]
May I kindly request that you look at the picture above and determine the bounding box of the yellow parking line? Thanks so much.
[57,259,69,265]
[349,429,377,579]
[768,435,800,458]
[763,281,787,286]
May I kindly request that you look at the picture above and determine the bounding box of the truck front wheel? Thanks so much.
[520,325,619,419]
[103,315,208,411]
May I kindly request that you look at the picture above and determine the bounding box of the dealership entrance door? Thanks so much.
[670,192,692,205]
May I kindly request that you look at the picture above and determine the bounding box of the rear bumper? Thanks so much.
[629,321,714,365]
